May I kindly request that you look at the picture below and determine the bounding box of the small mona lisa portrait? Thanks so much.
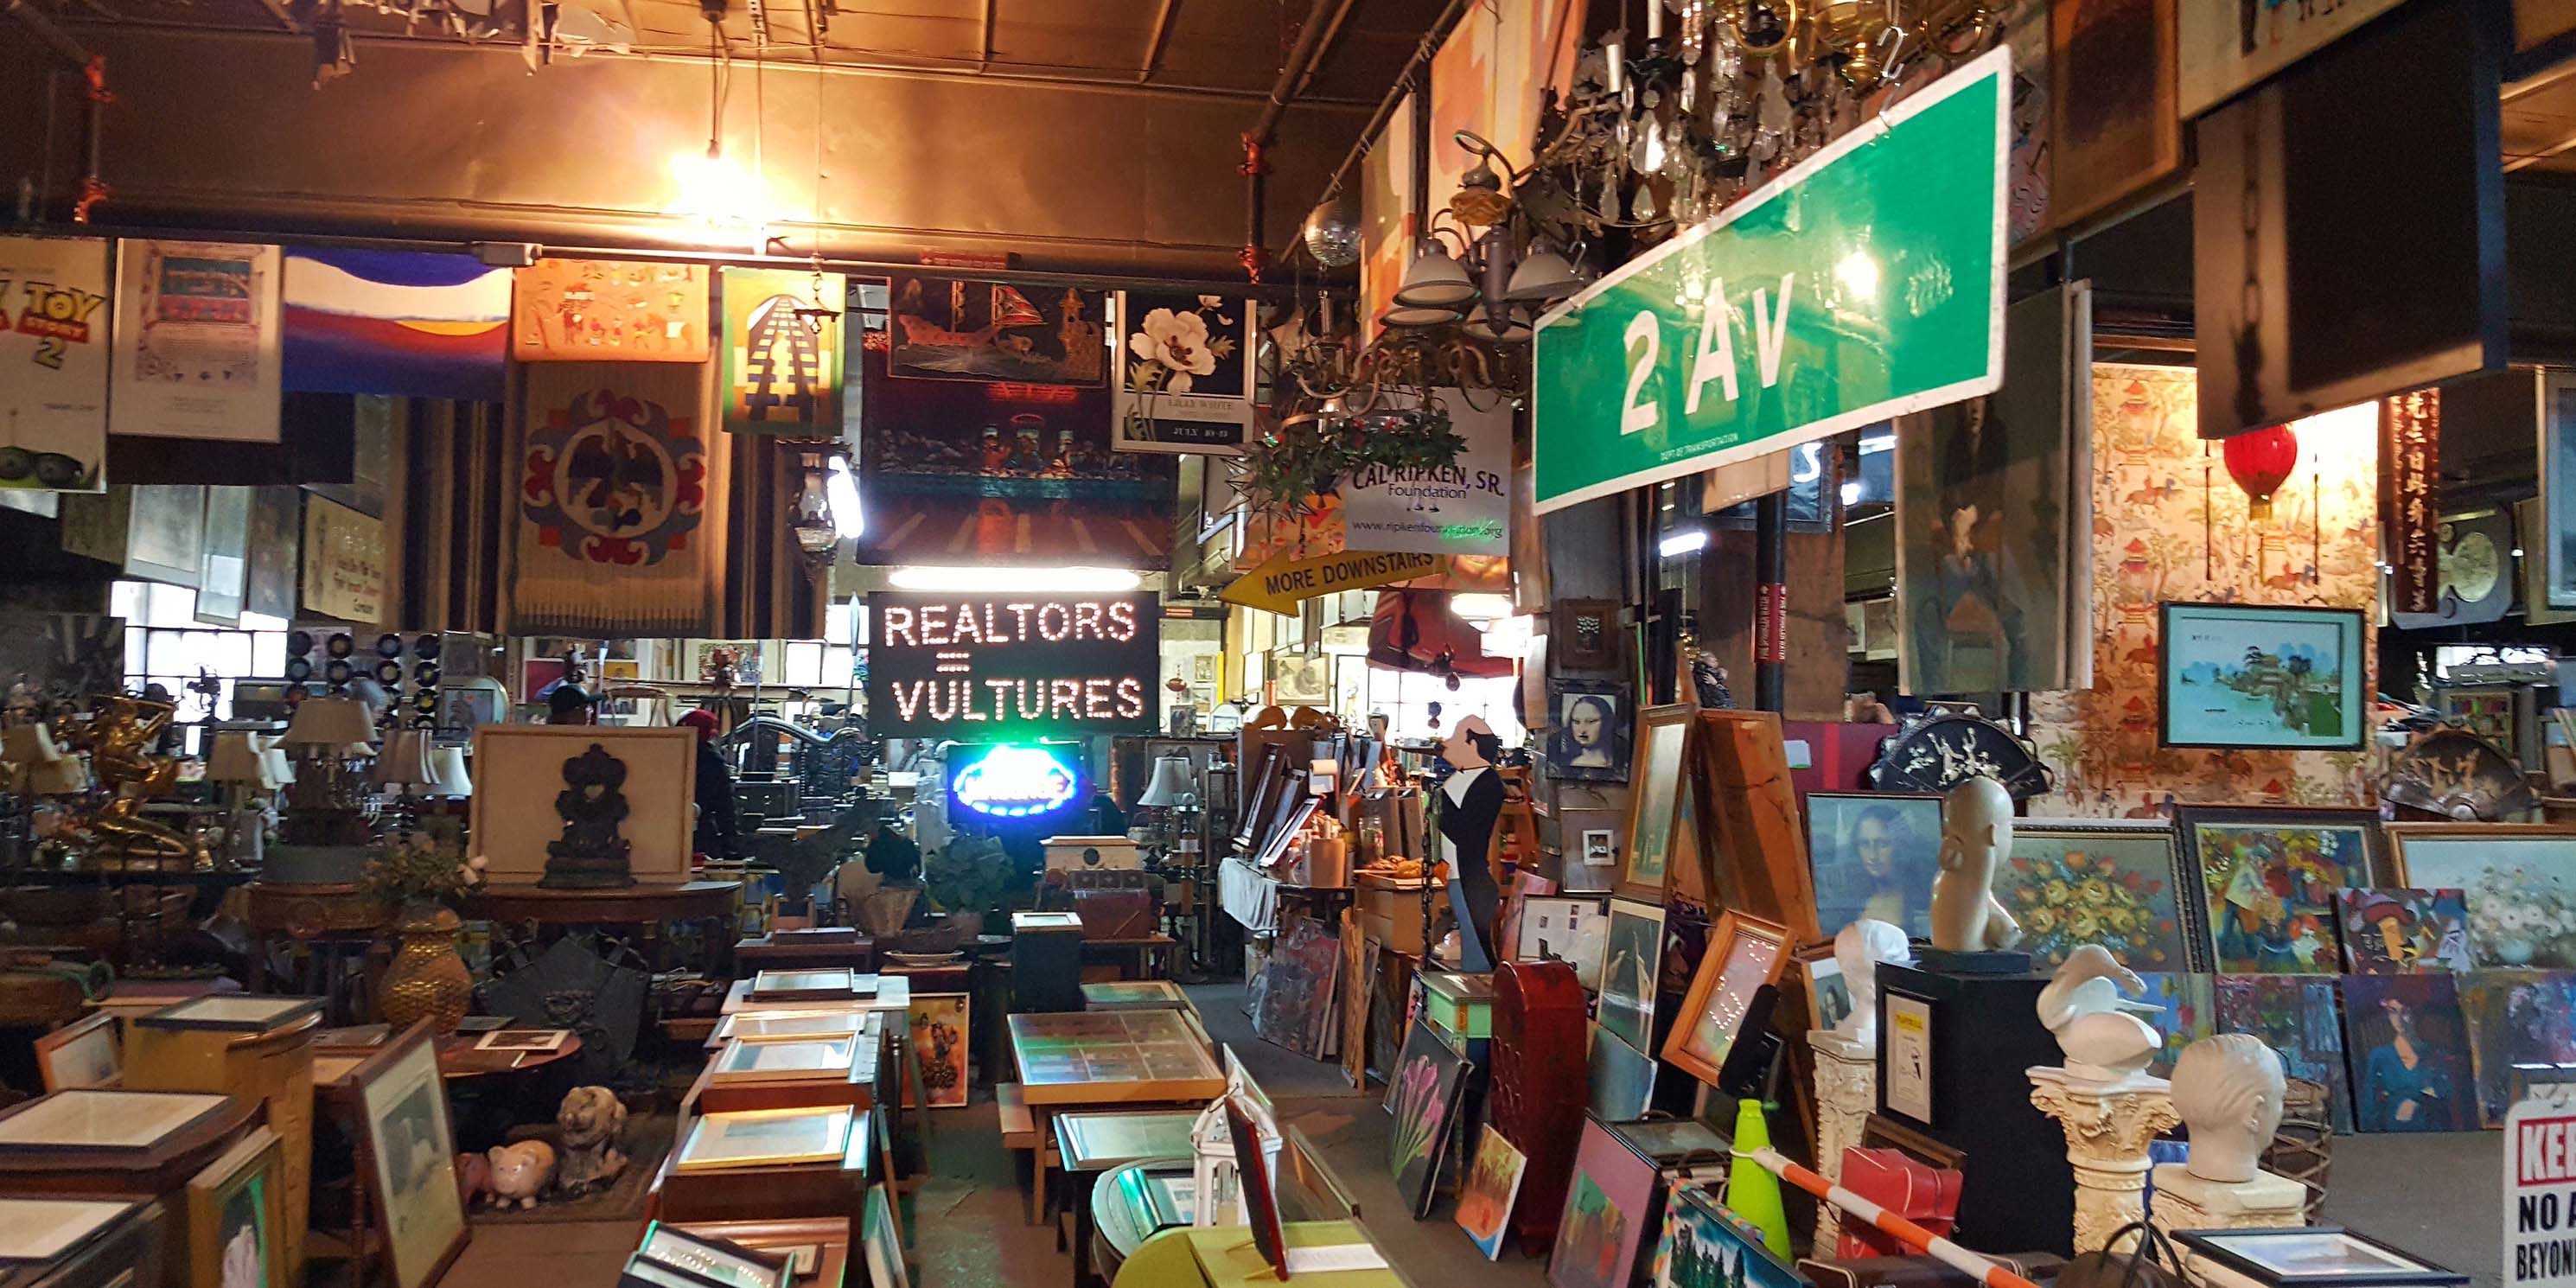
[1545,681,1632,783]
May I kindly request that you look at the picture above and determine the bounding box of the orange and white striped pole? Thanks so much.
[1736,1146,2045,1288]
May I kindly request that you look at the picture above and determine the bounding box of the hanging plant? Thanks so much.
[1234,404,1466,520]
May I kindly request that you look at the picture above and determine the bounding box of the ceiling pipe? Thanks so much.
[1274,0,1475,266]
[1241,0,1362,281]
[3,0,95,68]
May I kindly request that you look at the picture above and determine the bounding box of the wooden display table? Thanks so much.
[464,879,741,934]
[124,1005,322,1281]
[1184,1221,1413,1287]
[719,974,911,1017]
[736,930,878,974]
[0,1090,261,1197]
[651,1107,883,1247]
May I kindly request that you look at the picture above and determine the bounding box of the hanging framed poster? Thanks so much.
[110,240,282,443]
[2176,0,2409,119]
[2542,370,2576,609]
[0,235,110,493]
[719,267,845,436]
[1359,90,1416,341]
[281,248,509,401]
[1111,291,1253,455]
[302,494,386,624]
[1339,388,1513,558]
[885,277,1106,386]
[2050,0,2180,227]
[511,259,709,362]
[244,486,301,622]
[195,486,252,627]
[124,484,207,589]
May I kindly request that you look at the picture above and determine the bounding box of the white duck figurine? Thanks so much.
[2035,945,2164,1085]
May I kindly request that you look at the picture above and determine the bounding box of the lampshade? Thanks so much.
[1505,247,1584,303]
[1135,755,1194,808]
[1392,245,1477,309]
[374,730,436,788]
[260,748,296,787]
[204,731,268,784]
[281,697,377,750]
[426,746,472,798]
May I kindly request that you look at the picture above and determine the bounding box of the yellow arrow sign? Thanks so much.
[1221,548,1446,615]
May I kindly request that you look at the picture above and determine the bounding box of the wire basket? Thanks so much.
[2264,1076,2333,1224]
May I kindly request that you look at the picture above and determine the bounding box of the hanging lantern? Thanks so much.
[2222,423,2300,520]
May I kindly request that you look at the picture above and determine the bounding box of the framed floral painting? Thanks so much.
[1996,821,2194,971]
[2388,826,2576,969]
[2177,806,2381,974]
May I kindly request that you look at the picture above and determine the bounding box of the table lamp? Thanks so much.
[205,730,280,870]
[1136,755,1194,807]
[270,698,379,881]
[374,729,437,836]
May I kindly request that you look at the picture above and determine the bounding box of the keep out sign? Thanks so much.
[2511,1093,2576,1288]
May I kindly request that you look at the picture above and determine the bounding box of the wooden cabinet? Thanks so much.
[123,1013,321,1283]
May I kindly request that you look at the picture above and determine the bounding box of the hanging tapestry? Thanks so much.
[0,235,110,492]
[110,239,282,443]
[282,249,508,401]
[719,267,845,436]
[511,361,724,635]
[2025,365,2379,818]
[511,260,710,362]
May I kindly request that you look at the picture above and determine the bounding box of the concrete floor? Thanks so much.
[441,989,2509,1288]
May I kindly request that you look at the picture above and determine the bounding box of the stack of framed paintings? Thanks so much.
[1386,1022,1472,1219]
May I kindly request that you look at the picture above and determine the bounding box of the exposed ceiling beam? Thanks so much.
[1138,0,1174,84]
[977,0,992,71]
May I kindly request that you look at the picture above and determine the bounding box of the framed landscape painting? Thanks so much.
[2159,603,2368,750]
[2179,807,2380,974]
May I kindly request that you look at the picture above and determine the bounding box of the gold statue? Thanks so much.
[73,695,194,870]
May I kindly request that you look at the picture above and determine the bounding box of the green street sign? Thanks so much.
[1532,46,2011,513]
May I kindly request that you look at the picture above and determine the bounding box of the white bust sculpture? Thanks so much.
[1828,919,1914,1047]
[1930,776,2023,953]
[2171,1034,2286,1183]
[2035,945,2164,1086]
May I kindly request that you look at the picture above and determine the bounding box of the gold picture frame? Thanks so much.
[1616,705,1694,904]
[186,1125,285,1288]
[675,1106,856,1172]
[1661,909,1793,1087]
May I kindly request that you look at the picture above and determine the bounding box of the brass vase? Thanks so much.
[381,903,471,1035]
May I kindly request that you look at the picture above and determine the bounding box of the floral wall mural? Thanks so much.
[2025,364,2381,818]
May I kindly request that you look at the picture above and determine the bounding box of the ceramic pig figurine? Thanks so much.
[454,1151,491,1208]
[486,1140,556,1210]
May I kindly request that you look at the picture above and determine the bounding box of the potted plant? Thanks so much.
[921,837,1009,941]
[363,832,487,1035]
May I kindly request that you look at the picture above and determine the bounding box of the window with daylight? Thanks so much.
[112,581,290,747]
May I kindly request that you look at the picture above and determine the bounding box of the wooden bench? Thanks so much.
[998,1081,1055,1225]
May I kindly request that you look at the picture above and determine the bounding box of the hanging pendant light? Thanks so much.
[2223,423,2300,521]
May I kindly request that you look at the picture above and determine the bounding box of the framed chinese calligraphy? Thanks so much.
[2382,391,2439,616]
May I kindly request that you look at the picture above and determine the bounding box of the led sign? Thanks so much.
[950,743,1083,819]
[866,590,1160,737]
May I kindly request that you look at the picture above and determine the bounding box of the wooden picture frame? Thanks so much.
[1617,705,1694,903]
[1661,909,1792,1087]
[467,724,697,883]
[33,1012,120,1093]
[349,1023,468,1288]
[1688,710,1823,939]
[1553,599,1621,671]
[2176,804,2387,972]
[1233,743,1287,851]
[2388,822,2576,969]
[185,1125,285,1288]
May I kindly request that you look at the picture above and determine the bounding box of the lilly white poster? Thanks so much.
[0,236,110,492]
[1339,389,1510,558]
[1111,291,1253,455]
[111,239,283,443]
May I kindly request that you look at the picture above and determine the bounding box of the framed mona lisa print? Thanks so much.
[1544,679,1631,783]
[1806,793,1942,940]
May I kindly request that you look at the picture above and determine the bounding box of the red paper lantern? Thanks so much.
[2223,423,2300,520]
